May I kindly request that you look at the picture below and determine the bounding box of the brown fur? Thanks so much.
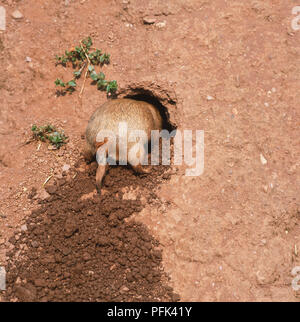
[84,98,163,191]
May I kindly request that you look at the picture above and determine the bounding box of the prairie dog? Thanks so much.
[84,98,163,190]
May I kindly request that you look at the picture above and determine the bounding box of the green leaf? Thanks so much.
[98,72,105,80]
[90,72,98,81]
[97,79,107,89]
[106,80,118,93]
[67,80,76,87]
[74,70,81,77]
[88,65,94,72]
[100,53,110,64]
[55,79,65,87]
[99,54,105,63]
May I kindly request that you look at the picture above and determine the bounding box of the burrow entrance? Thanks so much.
[123,89,177,132]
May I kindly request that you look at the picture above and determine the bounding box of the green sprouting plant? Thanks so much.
[54,36,117,96]
[31,124,68,149]
[54,78,76,93]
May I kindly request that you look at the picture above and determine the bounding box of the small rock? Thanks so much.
[15,285,36,301]
[143,16,156,25]
[15,277,22,285]
[120,285,129,293]
[20,224,27,232]
[45,184,57,195]
[156,21,166,28]
[36,189,50,200]
[12,10,23,20]
[207,95,214,101]
[31,241,39,248]
[25,56,32,62]
[62,164,70,172]
[260,154,267,165]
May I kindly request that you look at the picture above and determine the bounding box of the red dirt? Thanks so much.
[4,161,179,301]
[0,0,300,302]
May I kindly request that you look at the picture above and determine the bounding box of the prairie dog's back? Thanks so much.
[86,98,163,155]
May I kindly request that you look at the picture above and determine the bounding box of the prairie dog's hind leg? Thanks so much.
[96,164,109,193]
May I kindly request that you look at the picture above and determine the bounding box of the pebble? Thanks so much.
[15,277,22,285]
[156,21,166,28]
[45,184,57,195]
[12,10,23,20]
[143,17,156,25]
[120,285,129,293]
[21,224,27,232]
[25,56,32,62]
[260,154,267,165]
[207,95,214,101]
[62,164,70,172]
[31,241,39,248]
[36,190,50,200]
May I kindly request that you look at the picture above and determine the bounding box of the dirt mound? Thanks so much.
[4,161,178,302]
